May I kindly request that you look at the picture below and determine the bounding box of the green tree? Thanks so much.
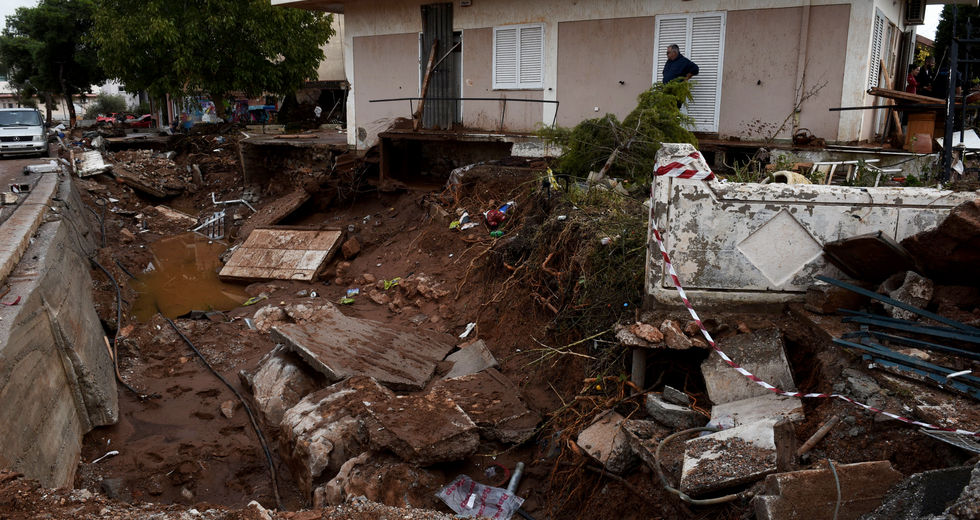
[934,5,980,69]
[0,0,105,126]
[91,0,334,111]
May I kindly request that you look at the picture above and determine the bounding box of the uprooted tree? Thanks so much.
[539,81,697,186]
[0,0,105,126]
[91,0,335,111]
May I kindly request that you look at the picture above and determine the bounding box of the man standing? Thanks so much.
[915,56,936,95]
[662,44,699,83]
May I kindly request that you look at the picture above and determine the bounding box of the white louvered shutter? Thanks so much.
[494,27,518,89]
[868,11,884,89]
[653,17,688,83]
[518,25,543,88]
[688,14,725,132]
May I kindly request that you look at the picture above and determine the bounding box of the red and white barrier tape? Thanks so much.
[648,186,979,437]
[654,152,715,181]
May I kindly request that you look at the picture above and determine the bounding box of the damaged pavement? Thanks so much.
[0,121,979,520]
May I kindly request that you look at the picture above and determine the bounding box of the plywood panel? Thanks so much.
[218,227,342,282]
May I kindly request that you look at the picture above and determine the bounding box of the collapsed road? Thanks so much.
[0,124,978,520]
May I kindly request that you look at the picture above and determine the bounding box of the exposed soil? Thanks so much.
[2,126,978,519]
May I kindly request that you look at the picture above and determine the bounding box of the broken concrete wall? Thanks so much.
[646,178,977,307]
[0,175,118,487]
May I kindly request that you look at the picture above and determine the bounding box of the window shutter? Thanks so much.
[494,27,518,89]
[518,25,543,87]
[688,14,724,132]
[868,12,884,89]
[654,17,688,83]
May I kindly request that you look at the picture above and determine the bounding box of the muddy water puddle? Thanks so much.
[131,233,247,321]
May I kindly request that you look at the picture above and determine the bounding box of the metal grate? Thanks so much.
[921,429,980,454]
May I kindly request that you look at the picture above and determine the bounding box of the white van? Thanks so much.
[0,108,48,157]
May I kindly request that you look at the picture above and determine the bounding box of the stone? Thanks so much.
[576,410,636,475]
[279,376,394,498]
[100,478,131,501]
[219,400,235,419]
[430,368,540,444]
[901,199,980,285]
[252,305,287,332]
[368,289,390,305]
[663,385,690,406]
[880,271,934,321]
[272,303,456,391]
[680,420,796,496]
[180,486,194,501]
[660,319,693,350]
[701,328,797,405]
[645,393,708,430]
[247,500,273,520]
[341,238,361,259]
[621,420,671,471]
[119,228,136,243]
[753,461,903,520]
[615,324,650,348]
[366,392,479,465]
[684,321,701,337]
[945,461,980,519]
[842,368,881,402]
[314,451,443,510]
[335,261,351,280]
[804,281,871,314]
[690,337,708,349]
[862,465,974,520]
[239,345,321,425]
[362,273,376,284]
[630,322,664,343]
[709,394,804,427]
[443,339,499,379]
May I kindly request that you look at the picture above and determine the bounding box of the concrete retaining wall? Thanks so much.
[646,178,979,307]
[0,171,117,487]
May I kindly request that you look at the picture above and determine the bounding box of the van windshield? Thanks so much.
[0,110,42,127]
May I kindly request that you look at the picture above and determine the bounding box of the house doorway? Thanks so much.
[420,3,462,129]
[653,12,726,133]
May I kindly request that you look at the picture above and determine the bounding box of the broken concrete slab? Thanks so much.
[822,231,916,284]
[271,303,455,391]
[365,392,479,465]
[150,205,197,227]
[862,464,974,520]
[443,339,498,379]
[660,319,693,350]
[239,345,322,425]
[430,368,539,444]
[314,451,443,510]
[680,420,795,496]
[76,150,112,178]
[753,461,903,520]
[621,419,672,471]
[804,281,871,314]
[576,410,636,475]
[880,271,934,321]
[702,328,797,405]
[709,394,804,428]
[945,461,980,520]
[901,199,980,285]
[645,393,708,430]
[663,385,690,406]
[219,227,342,282]
[631,322,664,343]
[279,376,394,498]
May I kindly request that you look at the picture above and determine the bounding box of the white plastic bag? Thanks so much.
[437,475,524,519]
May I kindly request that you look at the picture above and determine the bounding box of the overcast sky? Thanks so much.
[1,0,38,31]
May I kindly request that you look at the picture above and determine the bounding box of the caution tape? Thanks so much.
[648,185,979,437]
[654,151,715,181]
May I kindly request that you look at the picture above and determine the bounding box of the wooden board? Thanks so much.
[868,87,944,104]
[237,187,311,240]
[218,227,341,282]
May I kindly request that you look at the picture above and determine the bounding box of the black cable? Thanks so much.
[114,259,137,280]
[516,507,540,520]
[162,315,283,510]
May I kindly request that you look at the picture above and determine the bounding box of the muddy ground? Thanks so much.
[1,126,978,519]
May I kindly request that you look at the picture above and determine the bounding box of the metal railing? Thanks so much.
[369,96,560,132]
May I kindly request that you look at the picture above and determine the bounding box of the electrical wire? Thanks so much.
[162,314,283,510]
[828,459,841,520]
[654,426,743,505]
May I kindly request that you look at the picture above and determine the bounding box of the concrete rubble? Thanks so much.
[442,339,499,379]
[239,344,322,425]
[314,451,442,510]
[576,410,636,475]
[879,271,934,321]
[753,461,903,520]
[701,328,798,404]
[862,464,976,520]
[645,393,708,430]
[365,392,479,465]
[429,368,539,444]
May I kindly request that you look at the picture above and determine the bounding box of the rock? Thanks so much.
[684,321,701,337]
[615,324,650,348]
[314,452,443,510]
[862,464,974,520]
[362,273,377,284]
[945,461,980,519]
[279,376,394,498]
[576,410,636,475]
[272,303,456,391]
[663,385,690,406]
[621,420,671,471]
[430,368,540,444]
[146,474,165,496]
[180,486,194,501]
[879,271,934,321]
[368,289,390,305]
[842,368,881,402]
[630,322,664,343]
[753,461,903,520]
[120,228,136,243]
[366,392,479,465]
[100,478,131,501]
[736,322,752,334]
[335,261,352,280]
[220,400,235,419]
[341,238,361,259]
[680,420,796,496]
[239,345,322,425]
[660,319,693,350]
[252,305,287,332]
[709,394,804,427]
[443,339,498,379]
[805,282,870,314]
[247,500,273,520]
[901,199,980,285]
[690,337,708,348]
[645,393,707,430]
[701,328,797,405]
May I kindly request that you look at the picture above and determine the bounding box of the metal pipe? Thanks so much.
[797,415,841,456]
[370,96,559,104]
[506,462,525,494]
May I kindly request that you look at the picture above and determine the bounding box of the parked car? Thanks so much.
[123,113,156,128]
[0,108,48,158]
[96,112,123,125]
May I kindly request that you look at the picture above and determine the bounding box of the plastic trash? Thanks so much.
[437,475,524,520]
[346,288,360,298]
[490,230,504,238]
[459,322,476,338]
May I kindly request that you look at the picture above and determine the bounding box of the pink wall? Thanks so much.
[555,17,656,127]
[352,33,420,146]
[719,5,848,141]
[462,27,543,132]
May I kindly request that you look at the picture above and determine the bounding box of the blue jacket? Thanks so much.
[663,54,699,83]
